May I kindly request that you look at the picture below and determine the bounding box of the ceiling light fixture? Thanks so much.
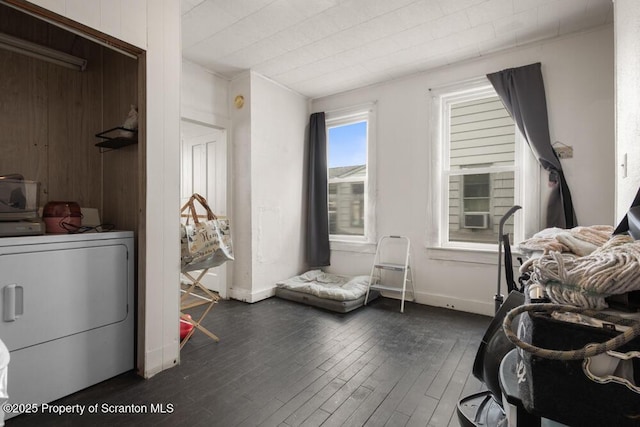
[0,32,87,71]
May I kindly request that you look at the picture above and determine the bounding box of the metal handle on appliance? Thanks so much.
[3,284,23,322]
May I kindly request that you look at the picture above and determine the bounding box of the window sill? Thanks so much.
[330,240,376,253]
[426,245,523,265]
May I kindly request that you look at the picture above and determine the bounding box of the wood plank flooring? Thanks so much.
[6,296,491,427]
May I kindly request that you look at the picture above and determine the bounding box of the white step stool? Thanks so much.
[364,235,415,313]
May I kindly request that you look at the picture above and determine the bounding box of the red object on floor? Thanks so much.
[180,314,194,340]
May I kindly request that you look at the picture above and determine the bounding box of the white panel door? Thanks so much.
[181,121,228,298]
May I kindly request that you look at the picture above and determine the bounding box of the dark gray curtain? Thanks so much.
[487,62,577,229]
[306,112,330,267]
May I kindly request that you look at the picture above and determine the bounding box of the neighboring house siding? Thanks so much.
[491,172,515,235]
[449,177,460,230]
[448,96,515,243]
[332,182,363,234]
[450,97,515,168]
[329,165,366,236]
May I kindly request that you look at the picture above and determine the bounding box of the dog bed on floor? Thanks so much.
[275,269,379,313]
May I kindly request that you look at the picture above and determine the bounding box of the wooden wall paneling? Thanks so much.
[0,5,49,201]
[45,34,103,209]
[0,4,103,209]
[0,51,48,193]
[101,48,139,232]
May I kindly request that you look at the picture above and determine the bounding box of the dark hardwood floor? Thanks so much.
[6,296,491,427]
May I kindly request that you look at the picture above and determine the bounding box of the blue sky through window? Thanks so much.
[328,121,367,168]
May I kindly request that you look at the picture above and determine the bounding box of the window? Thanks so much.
[431,81,538,250]
[326,105,376,243]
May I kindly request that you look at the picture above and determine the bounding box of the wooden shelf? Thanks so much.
[95,127,137,151]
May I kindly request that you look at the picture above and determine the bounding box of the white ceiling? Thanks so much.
[181,0,613,99]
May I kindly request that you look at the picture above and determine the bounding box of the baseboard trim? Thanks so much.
[229,286,493,315]
[380,290,494,316]
[229,286,276,303]
[142,342,179,379]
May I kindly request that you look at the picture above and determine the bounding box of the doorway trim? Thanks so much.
[180,114,232,299]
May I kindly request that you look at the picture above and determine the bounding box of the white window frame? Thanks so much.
[428,79,540,254]
[326,103,377,248]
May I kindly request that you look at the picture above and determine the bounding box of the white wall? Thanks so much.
[181,59,229,128]
[141,0,181,378]
[228,72,309,302]
[229,73,253,300]
[25,0,182,377]
[312,26,615,316]
[250,73,308,299]
[615,0,640,221]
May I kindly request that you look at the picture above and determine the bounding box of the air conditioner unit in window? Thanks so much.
[463,212,490,229]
